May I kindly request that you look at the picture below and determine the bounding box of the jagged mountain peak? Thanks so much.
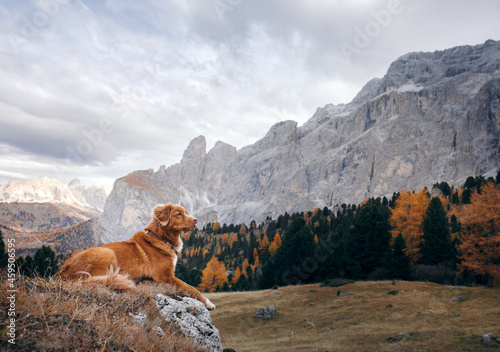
[96,40,500,242]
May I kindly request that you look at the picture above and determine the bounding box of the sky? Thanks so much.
[0,0,499,193]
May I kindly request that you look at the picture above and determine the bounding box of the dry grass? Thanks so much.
[207,281,500,352]
[0,271,206,351]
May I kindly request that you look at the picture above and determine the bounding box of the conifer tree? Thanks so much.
[34,245,59,277]
[390,189,430,263]
[258,218,316,288]
[197,256,228,293]
[418,197,454,265]
[386,234,411,280]
[458,181,500,285]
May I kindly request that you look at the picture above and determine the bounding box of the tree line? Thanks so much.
[181,172,500,292]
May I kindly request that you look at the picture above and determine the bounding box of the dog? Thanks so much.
[58,203,215,310]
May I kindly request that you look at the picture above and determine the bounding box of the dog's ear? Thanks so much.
[153,204,173,226]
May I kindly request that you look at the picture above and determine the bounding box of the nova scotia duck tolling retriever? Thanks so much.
[58,203,215,310]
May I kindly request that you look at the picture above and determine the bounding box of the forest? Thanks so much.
[1,172,498,291]
[176,172,500,292]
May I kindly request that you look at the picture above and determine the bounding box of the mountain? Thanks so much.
[0,177,107,211]
[0,177,107,254]
[96,39,500,243]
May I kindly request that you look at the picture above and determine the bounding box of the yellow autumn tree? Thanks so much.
[458,181,500,285]
[202,249,209,259]
[242,258,250,278]
[258,234,270,256]
[197,257,228,293]
[239,224,247,235]
[221,233,229,246]
[268,233,282,256]
[212,221,220,232]
[228,233,238,248]
[232,267,242,284]
[390,188,430,263]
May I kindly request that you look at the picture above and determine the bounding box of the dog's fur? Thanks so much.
[57,203,215,310]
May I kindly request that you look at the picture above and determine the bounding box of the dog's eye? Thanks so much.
[176,213,182,216]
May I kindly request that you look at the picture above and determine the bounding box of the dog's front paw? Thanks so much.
[205,298,216,310]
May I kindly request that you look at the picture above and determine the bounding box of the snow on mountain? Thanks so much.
[0,177,107,212]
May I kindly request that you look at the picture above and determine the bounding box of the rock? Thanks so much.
[388,333,410,343]
[309,303,316,306]
[129,312,147,325]
[483,333,494,344]
[96,39,500,236]
[346,292,356,296]
[155,294,222,352]
[450,312,461,317]
[255,306,278,320]
[449,296,465,302]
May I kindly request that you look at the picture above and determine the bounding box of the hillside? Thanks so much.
[96,39,500,243]
[206,281,500,352]
[0,202,99,256]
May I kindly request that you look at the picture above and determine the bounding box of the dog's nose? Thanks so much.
[193,218,198,224]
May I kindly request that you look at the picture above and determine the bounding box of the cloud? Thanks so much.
[0,0,499,190]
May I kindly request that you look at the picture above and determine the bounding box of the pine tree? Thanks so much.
[346,203,391,279]
[418,197,454,265]
[386,234,411,280]
[257,218,316,289]
[33,245,59,277]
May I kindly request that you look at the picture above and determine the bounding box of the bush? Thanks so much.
[410,263,456,285]
[320,278,355,287]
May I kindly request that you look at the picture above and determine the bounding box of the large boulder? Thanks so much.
[155,294,222,352]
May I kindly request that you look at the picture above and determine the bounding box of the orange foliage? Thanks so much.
[221,233,229,246]
[242,258,250,278]
[457,182,500,285]
[268,233,282,256]
[228,233,238,249]
[197,256,228,293]
[232,267,241,284]
[390,188,430,263]
[258,234,270,256]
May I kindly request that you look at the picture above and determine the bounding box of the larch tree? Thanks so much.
[258,234,270,257]
[458,181,500,285]
[197,257,228,293]
[390,188,430,263]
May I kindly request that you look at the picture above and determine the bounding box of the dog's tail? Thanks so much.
[78,266,136,290]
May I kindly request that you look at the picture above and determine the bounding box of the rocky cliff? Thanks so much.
[96,40,500,242]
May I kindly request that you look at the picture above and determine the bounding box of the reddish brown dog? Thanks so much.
[58,203,215,310]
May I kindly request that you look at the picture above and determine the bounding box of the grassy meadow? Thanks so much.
[207,281,500,352]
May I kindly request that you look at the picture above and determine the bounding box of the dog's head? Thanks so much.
[152,203,197,233]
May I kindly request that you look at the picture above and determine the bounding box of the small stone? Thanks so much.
[451,312,461,317]
[482,333,494,344]
[309,303,316,306]
[449,295,465,302]
[346,292,356,296]
[255,306,278,319]
[331,305,337,309]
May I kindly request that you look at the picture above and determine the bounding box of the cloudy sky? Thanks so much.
[0,0,499,192]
